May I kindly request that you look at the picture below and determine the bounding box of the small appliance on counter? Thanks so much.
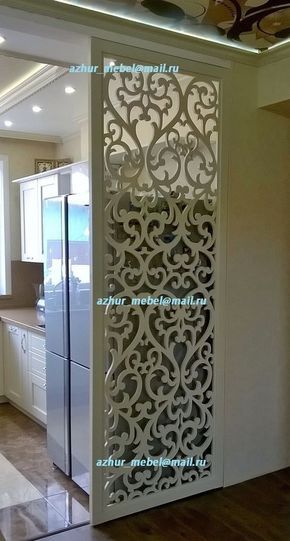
[33,283,45,326]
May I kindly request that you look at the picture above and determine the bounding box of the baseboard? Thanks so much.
[0,395,8,404]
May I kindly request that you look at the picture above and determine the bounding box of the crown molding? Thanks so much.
[0,64,68,114]
[73,114,88,125]
[0,48,71,68]
[0,129,62,143]
[258,42,290,66]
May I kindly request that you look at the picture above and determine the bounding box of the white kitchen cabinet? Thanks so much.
[37,175,59,261]
[20,175,58,263]
[15,162,88,263]
[27,331,46,424]
[3,323,46,425]
[28,373,47,424]
[20,180,38,262]
[3,324,28,407]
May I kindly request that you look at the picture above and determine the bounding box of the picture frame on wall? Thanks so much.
[34,159,55,173]
[54,158,72,168]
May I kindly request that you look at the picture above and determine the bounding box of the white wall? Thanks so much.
[0,137,57,260]
[224,62,290,485]
[56,122,88,162]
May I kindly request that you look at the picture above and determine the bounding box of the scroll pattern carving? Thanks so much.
[102,64,219,505]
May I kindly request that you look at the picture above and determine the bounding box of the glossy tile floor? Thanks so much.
[0,404,89,541]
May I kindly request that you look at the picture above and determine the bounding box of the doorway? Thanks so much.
[0,49,91,541]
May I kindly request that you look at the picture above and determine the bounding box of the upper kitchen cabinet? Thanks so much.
[20,180,38,262]
[14,162,88,264]
[37,175,59,261]
[19,174,59,263]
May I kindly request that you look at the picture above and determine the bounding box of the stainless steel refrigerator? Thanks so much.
[43,193,90,493]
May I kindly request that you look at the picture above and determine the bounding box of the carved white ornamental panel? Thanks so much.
[95,52,222,520]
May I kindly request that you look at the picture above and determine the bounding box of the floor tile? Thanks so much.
[20,465,77,498]
[46,492,89,524]
[0,404,90,540]
[67,486,90,511]
[0,453,42,510]
[0,498,69,541]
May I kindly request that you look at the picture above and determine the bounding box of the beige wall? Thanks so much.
[0,137,57,260]
[224,62,290,485]
[0,261,43,309]
[56,122,88,162]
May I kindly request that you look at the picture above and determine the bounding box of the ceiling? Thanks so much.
[54,0,290,51]
[0,15,89,65]
[0,56,88,138]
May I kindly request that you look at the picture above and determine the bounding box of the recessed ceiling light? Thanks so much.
[65,86,76,94]
[32,105,43,113]
[0,36,6,45]
[4,120,13,127]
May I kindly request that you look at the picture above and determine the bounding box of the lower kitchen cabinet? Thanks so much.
[28,331,47,424]
[29,373,47,424]
[3,323,46,425]
[3,324,27,407]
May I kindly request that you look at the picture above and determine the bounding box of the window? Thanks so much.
[0,155,11,295]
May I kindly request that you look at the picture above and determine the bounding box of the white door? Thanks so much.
[20,180,38,262]
[90,38,225,524]
[28,373,47,424]
[37,174,58,262]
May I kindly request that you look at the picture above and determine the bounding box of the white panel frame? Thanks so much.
[89,36,230,525]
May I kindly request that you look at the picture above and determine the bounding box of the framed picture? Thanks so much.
[35,159,55,173]
[54,158,72,168]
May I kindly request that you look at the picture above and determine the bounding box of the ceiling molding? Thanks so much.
[258,42,290,66]
[0,48,72,68]
[0,129,62,143]
[0,64,68,114]
[73,114,88,125]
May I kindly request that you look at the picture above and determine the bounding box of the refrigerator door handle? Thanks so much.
[61,197,69,360]
[61,197,71,474]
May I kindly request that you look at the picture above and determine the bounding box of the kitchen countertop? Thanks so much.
[0,308,45,335]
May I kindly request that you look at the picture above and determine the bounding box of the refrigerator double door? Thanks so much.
[71,362,90,491]
[44,195,90,487]
[46,355,90,488]
[67,193,90,370]
[68,193,90,491]
[46,351,70,475]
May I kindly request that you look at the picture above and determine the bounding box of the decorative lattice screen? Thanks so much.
[102,63,219,506]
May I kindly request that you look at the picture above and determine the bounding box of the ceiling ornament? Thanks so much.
[55,0,290,50]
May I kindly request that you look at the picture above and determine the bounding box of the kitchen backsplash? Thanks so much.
[0,261,43,308]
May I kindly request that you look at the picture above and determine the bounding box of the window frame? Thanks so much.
[0,154,11,296]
